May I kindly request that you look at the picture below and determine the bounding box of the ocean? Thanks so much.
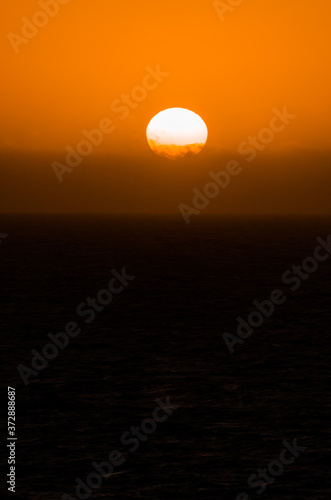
[1,214,330,499]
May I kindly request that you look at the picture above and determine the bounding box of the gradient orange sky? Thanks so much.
[2,0,331,151]
[1,0,331,214]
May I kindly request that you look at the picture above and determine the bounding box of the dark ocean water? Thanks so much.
[1,215,330,499]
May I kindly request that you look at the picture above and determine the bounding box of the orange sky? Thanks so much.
[1,0,331,214]
[1,0,331,152]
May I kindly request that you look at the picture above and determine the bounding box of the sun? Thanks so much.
[146,108,208,159]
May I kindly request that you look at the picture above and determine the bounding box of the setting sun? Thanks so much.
[146,108,208,159]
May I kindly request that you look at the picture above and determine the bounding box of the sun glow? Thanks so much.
[146,108,208,159]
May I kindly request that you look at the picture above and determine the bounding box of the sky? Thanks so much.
[1,0,331,214]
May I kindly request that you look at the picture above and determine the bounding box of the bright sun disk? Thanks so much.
[146,108,208,159]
